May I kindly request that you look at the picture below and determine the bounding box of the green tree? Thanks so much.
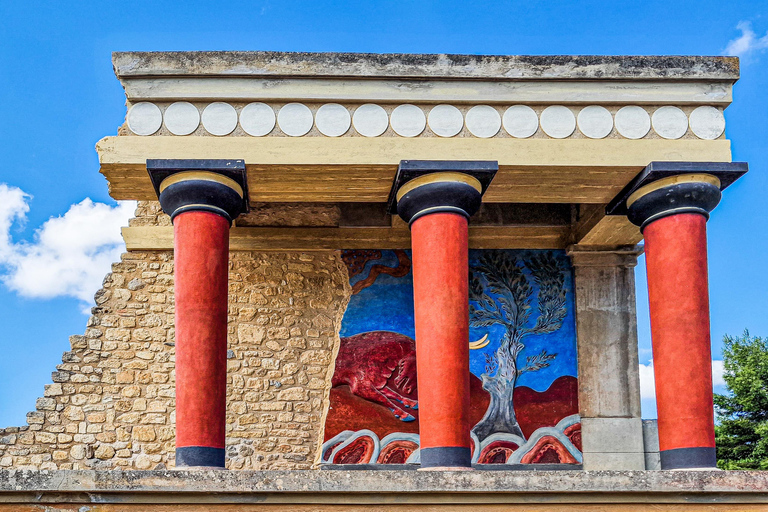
[714,330,768,470]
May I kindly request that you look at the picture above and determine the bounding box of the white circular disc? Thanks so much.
[164,102,200,136]
[390,104,426,137]
[615,106,651,139]
[239,102,276,136]
[502,105,538,138]
[278,103,314,137]
[201,102,238,136]
[315,103,351,137]
[689,106,725,140]
[127,102,162,136]
[427,104,463,137]
[540,105,576,139]
[352,104,389,137]
[465,105,501,138]
[577,105,613,139]
[652,106,688,139]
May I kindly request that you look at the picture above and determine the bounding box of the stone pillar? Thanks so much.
[567,245,645,470]
[392,162,496,470]
[627,174,721,470]
[148,160,248,469]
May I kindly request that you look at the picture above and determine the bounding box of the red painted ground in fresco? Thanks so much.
[325,330,578,442]
[515,375,579,439]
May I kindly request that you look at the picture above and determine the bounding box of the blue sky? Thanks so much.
[0,1,766,426]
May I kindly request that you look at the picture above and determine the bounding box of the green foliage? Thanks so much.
[714,330,768,470]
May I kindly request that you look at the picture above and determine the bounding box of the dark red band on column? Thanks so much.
[411,212,472,467]
[644,213,716,464]
[174,210,230,465]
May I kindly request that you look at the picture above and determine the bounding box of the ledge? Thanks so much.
[113,52,739,81]
[0,470,766,506]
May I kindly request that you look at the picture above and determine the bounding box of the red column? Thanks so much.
[626,172,722,469]
[411,212,472,468]
[392,164,496,469]
[173,211,230,468]
[644,213,715,468]
[148,161,247,469]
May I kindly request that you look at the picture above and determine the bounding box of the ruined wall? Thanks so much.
[0,201,351,470]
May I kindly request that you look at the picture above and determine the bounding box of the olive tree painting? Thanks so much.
[469,251,568,442]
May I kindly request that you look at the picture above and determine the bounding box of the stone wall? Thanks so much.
[0,202,351,470]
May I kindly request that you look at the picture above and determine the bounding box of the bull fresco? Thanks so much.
[321,249,580,465]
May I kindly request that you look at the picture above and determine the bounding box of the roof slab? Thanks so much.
[100,51,740,249]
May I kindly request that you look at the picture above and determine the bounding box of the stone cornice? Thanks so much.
[113,52,739,81]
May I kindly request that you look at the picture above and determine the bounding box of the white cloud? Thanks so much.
[723,21,768,57]
[0,184,136,312]
[639,359,726,402]
[711,360,725,387]
[639,360,656,400]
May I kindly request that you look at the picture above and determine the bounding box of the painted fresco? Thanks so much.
[321,249,580,465]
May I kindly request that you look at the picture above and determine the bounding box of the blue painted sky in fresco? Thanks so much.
[340,250,577,393]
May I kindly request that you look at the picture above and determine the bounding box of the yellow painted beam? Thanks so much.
[122,225,572,251]
[98,136,731,203]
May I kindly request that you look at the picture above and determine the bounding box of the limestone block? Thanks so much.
[581,417,644,453]
[581,451,646,471]
[643,419,661,470]
[95,445,116,460]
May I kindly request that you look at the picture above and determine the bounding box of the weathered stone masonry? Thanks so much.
[0,201,351,470]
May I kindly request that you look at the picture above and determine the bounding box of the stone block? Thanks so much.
[94,445,115,460]
[132,426,156,442]
[642,419,660,452]
[581,451,646,471]
[581,417,644,453]
[26,412,45,425]
[643,419,661,470]
[44,384,63,397]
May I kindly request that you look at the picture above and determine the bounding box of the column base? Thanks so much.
[172,465,228,471]
[418,466,474,471]
[175,446,226,469]
[659,447,716,470]
[419,447,472,469]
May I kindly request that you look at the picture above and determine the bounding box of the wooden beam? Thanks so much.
[574,205,643,246]
[98,136,731,203]
[122,225,572,251]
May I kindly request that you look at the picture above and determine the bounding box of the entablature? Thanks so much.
[100,51,740,248]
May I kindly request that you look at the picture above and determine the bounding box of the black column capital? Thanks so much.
[627,173,722,230]
[387,160,498,226]
[606,161,747,232]
[147,159,249,224]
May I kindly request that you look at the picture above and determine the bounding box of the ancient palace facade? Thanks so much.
[0,52,766,510]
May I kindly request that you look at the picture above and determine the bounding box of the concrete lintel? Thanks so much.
[567,244,643,268]
[121,77,735,105]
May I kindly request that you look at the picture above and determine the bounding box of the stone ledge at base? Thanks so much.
[0,470,766,510]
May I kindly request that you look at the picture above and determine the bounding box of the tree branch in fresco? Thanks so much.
[469,251,567,442]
